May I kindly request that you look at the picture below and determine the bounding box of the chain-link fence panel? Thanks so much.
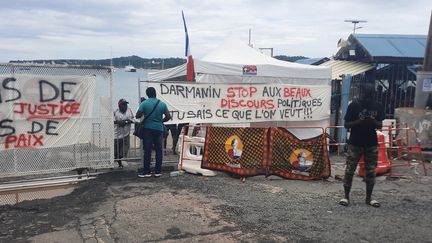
[0,63,114,177]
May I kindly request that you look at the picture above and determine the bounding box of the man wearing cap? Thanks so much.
[114,99,134,168]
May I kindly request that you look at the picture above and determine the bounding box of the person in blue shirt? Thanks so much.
[135,87,172,177]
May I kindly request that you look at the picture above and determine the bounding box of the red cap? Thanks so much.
[118,99,129,105]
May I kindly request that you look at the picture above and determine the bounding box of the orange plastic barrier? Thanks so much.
[357,131,391,177]
[386,126,428,177]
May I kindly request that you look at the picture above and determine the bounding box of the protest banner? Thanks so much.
[147,82,330,124]
[0,74,96,150]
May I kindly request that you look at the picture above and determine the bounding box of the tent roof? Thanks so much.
[202,39,292,64]
[201,38,329,71]
[148,38,330,82]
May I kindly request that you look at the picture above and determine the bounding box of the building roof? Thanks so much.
[319,59,374,80]
[353,34,427,58]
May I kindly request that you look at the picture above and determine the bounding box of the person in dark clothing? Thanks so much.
[426,93,432,110]
[164,124,179,155]
[375,85,384,104]
[164,123,189,155]
[339,83,385,207]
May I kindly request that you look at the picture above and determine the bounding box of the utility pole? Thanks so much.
[424,11,432,71]
[110,47,113,67]
[248,28,253,47]
[414,11,432,108]
[344,20,367,34]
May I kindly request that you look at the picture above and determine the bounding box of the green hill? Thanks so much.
[10,55,310,68]
[10,56,186,69]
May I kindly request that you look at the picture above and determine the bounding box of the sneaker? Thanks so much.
[138,173,151,178]
[154,173,162,177]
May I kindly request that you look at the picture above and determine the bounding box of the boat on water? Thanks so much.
[124,64,137,72]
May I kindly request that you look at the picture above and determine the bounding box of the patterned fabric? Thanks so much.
[201,127,330,180]
[268,127,330,180]
[201,127,268,176]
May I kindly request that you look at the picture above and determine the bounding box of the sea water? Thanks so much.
[112,68,150,112]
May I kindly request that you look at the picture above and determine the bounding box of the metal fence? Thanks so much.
[0,63,114,178]
[113,126,143,165]
[348,64,417,118]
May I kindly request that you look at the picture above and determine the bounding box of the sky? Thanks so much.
[0,0,431,62]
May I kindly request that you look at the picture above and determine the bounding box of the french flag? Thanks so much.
[182,11,195,82]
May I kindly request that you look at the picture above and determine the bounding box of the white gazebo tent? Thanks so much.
[148,38,331,139]
[149,38,330,84]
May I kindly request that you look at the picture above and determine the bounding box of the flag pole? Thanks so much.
[182,11,195,82]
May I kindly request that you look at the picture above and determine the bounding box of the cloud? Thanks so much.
[0,0,430,61]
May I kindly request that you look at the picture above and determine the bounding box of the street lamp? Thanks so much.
[344,20,367,34]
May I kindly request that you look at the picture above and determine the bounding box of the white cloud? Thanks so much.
[0,0,430,61]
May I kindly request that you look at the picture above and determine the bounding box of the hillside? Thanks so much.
[10,56,186,69]
[10,55,309,69]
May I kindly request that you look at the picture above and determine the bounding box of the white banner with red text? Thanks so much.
[147,82,331,124]
[0,74,96,150]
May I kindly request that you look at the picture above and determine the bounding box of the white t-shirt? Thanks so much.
[114,108,134,139]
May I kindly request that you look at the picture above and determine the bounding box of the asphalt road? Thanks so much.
[1,157,432,243]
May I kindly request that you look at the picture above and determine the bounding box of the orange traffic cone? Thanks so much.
[358,131,390,177]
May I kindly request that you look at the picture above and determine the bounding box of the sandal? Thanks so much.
[339,198,349,206]
[366,199,380,208]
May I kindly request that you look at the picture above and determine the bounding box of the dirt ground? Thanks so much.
[1,155,432,243]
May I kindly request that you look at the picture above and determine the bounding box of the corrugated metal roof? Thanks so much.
[319,59,374,80]
[353,34,427,58]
